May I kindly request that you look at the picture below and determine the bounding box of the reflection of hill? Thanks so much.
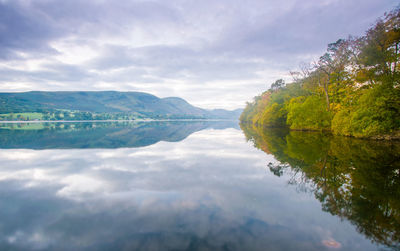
[240,123,400,250]
[0,121,239,149]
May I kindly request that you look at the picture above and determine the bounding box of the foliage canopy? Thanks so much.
[240,7,400,138]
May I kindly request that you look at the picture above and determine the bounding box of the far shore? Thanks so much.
[0,118,236,124]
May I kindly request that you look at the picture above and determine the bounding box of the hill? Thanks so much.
[0,91,242,120]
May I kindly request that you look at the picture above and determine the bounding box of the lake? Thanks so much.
[0,121,398,250]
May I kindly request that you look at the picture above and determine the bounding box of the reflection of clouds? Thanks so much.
[0,128,269,202]
[56,175,110,200]
[0,150,39,160]
[5,230,53,250]
[0,169,54,187]
[0,128,379,250]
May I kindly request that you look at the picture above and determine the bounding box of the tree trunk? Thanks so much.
[324,83,330,112]
[318,76,330,112]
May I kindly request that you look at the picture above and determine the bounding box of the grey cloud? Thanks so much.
[34,0,181,24]
[0,63,90,83]
[91,44,266,82]
[0,0,181,59]
[0,0,398,108]
[209,0,399,64]
[0,1,61,59]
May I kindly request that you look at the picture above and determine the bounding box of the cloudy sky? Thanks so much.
[0,0,397,109]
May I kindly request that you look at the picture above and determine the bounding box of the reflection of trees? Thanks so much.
[240,123,400,249]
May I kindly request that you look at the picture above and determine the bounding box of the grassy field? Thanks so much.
[0,112,44,120]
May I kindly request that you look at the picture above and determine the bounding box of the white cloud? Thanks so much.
[0,0,397,109]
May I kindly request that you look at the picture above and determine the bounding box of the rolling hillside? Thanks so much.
[0,91,242,119]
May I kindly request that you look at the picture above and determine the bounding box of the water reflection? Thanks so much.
[0,121,239,149]
[0,122,392,250]
[240,123,400,250]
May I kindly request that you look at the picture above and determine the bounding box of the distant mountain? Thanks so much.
[208,108,243,119]
[0,91,242,119]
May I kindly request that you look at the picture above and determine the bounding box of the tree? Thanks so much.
[240,6,400,138]
[269,79,285,92]
[315,39,351,111]
[358,7,400,86]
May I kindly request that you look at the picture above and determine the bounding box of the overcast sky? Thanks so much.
[0,0,398,109]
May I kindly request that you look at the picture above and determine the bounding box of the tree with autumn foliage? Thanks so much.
[240,6,400,139]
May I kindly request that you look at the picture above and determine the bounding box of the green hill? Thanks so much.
[0,91,242,120]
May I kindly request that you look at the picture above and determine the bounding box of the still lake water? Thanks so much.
[0,121,398,250]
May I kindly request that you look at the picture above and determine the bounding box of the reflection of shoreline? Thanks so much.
[0,120,240,149]
[0,118,237,124]
[240,123,400,249]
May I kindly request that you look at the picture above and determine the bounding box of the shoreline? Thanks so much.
[239,121,400,141]
[0,118,237,124]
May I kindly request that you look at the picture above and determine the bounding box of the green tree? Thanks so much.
[358,8,400,86]
[287,95,332,130]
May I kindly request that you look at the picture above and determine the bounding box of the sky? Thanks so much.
[0,0,398,109]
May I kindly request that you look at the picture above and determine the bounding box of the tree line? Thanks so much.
[240,7,400,138]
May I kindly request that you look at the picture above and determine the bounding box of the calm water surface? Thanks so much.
[0,121,398,250]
